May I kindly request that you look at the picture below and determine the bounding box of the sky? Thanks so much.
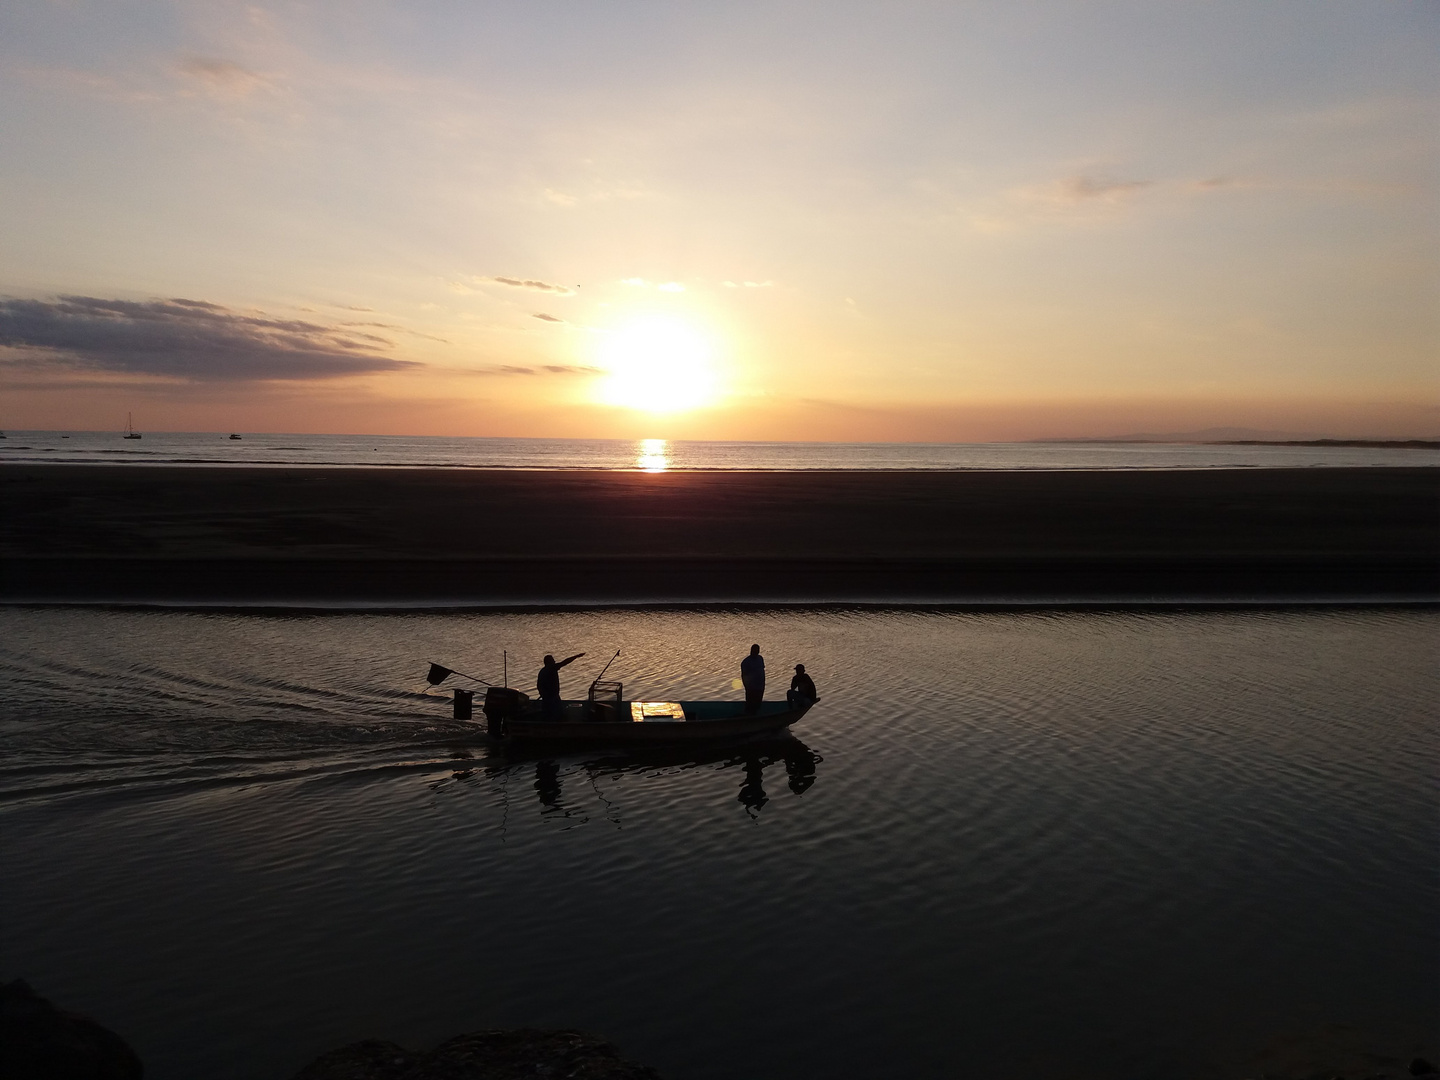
[0,1,1435,441]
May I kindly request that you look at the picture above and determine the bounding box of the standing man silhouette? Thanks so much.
[537,652,584,722]
[740,643,765,715]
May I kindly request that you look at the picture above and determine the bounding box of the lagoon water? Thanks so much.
[0,606,1436,1079]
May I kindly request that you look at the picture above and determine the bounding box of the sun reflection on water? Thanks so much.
[636,438,670,472]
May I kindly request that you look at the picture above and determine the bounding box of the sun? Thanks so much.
[595,316,719,413]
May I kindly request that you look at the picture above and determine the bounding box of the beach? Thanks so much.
[1,465,1436,603]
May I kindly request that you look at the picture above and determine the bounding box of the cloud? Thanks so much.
[531,313,563,322]
[175,56,274,98]
[968,170,1163,231]
[1065,175,1154,201]
[458,363,601,377]
[488,276,577,295]
[0,296,418,382]
[1024,174,1156,207]
[722,280,776,288]
[448,276,578,296]
[345,320,450,343]
[0,377,161,392]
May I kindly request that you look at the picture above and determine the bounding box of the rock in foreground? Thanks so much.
[0,979,143,1080]
[290,1029,662,1080]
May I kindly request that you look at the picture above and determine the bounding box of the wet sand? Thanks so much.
[1,465,1435,602]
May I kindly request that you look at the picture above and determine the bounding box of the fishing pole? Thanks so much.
[425,662,493,688]
[590,649,621,686]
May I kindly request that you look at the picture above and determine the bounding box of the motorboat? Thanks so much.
[428,659,815,742]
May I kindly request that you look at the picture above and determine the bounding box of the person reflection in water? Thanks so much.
[537,652,584,722]
[785,742,819,795]
[787,664,818,710]
[534,760,561,807]
[738,755,768,816]
[741,644,765,714]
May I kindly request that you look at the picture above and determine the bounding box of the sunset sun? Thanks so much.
[595,316,719,413]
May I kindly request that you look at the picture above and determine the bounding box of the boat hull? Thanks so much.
[497,700,812,743]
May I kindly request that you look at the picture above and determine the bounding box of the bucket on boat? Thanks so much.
[453,689,474,720]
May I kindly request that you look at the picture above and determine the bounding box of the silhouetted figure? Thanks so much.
[787,664,818,709]
[738,755,768,815]
[534,760,561,807]
[741,643,765,715]
[536,652,584,722]
[784,741,819,795]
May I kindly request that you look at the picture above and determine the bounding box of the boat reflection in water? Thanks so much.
[635,437,670,472]
[473,736,822,824]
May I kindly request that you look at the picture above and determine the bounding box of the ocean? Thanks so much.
[1,605,1435,1080]
[1,430,1435,470]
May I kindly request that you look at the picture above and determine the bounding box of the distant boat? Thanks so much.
[123,413,142,440]
[229,433,242,440]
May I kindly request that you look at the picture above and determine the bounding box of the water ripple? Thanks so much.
[0,607,1435,1080]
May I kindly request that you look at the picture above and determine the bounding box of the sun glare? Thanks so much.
[596,317,718,413]
[636,438,670,472]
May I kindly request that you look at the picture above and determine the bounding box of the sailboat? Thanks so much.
[123,413,142,440]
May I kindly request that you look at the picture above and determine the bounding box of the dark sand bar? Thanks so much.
[1,465,1436,603]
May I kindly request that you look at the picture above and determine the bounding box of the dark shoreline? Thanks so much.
[4,557,1436,606]
[2,465,1435,604]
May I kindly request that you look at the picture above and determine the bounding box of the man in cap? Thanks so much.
[788,664,818,710]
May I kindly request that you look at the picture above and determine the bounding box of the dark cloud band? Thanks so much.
[0,296,418,382]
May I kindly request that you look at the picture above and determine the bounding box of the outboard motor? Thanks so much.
[482,687,529,736]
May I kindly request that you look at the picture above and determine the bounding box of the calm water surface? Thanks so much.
[2,430,1435,469]
[0,607,1435,1079]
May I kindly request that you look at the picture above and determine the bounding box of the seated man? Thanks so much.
[787,664,818,709]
